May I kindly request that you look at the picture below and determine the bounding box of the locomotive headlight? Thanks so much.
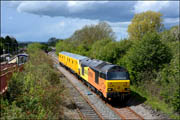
[108,88,113,91]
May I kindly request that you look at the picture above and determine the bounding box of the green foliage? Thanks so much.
[128,28,179,115]
[1,44,64,119]
[171,89,180,112]
[160,26,179,43]
[123,32,172,83]
[47,37,60,46]
[55,22,116,57]
[155,26,180,112]
[27,43,43,52]
[69,21,115,47]
[128,11,163,40]
[90,39,132,64]
[27,43,51,53]
[55,16,179,116]
[90,38,112,59]
[56,40,75,55]
[0,36,18,55]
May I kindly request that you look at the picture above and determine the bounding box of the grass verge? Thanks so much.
[131,85,179,119]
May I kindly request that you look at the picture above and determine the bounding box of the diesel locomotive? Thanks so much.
[59,51,130,99]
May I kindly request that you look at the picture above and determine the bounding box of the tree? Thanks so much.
[47,37,59,46]
[90,39,132,64]
[0,36,19,54]
[125,32,172,83]
[128,11,164,40]
[69,21,115,47]
[90,38,112,59]
[0,37,5,55]
[161,25,180,44]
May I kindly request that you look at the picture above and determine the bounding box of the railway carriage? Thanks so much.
[59,51,130,99]
[59,51,87,74]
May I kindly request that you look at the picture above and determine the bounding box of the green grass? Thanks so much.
[131,85,179,119]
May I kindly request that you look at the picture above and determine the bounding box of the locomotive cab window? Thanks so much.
[107,72,129,80]
[82,66,84,75]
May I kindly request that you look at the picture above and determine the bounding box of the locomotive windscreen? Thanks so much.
[107,72,129,80]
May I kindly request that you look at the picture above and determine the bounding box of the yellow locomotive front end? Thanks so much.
[105,69,130,99]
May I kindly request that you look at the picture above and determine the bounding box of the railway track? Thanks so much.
[50,52,144,120]
[109,105,144,120]
[61,74,103,120]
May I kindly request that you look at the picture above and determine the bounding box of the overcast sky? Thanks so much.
[1,1,179,42]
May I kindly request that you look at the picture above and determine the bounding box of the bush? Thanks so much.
[124,32,172,84]
[1,44,64,119]
[172,89,180,112]
[90,38,112,59]
[91,39,132,64]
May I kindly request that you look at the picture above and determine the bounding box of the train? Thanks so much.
[59,51,130,100]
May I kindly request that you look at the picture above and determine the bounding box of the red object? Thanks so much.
[0,63,24,94]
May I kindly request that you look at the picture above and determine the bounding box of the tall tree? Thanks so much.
[47,37,59,46]
[0,37,5,55]
[69,21,115,47]
[3,36,18,54]
[128,11,164,40]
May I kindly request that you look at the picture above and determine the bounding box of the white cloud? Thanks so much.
[41,17,99,38]
[134,1,169,13]
[164,18,179,24]
[134,1,179,18]
[108,21,130,40]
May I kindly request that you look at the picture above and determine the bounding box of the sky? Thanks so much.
[1,1,179,42]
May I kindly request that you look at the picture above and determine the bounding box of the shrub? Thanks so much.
[1,44,64,119]
[124,32,172,84]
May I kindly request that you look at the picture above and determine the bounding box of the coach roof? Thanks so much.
[60,51,87,60]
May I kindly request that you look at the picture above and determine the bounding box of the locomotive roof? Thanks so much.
[60,51,87,60]
[81,58,119,73]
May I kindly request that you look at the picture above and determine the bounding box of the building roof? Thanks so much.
[60,51,87,60]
